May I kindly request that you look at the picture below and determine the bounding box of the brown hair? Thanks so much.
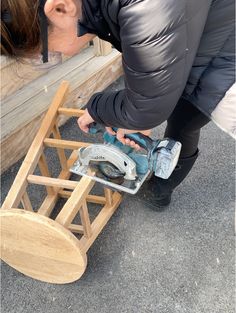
[1,0,41,59]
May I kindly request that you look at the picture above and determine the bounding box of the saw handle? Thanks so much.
[88,123,153,151]
[112,128,153,151]
[88,123,104,134]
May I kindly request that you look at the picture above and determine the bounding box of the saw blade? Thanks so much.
[97,161,125,179]
[90,161,125,185]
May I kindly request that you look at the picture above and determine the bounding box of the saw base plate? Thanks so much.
[70,160,150,194]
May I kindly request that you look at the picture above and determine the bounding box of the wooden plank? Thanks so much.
[79,201,92,238]
[1,49,121,141]
[58,108,84,117]
[80,192,122,253]
[44,138,90,150]
[56,177,95,227]
[1,82,69,210]
[93,38,112,56]
[0,54,72,100]
[1,59,47,101]
[21,192,34,212]
[59,190,106,205]
[1,48,94,118]
[27,175,79,190]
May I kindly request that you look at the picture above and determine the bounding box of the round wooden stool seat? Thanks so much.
[0,209,87,284]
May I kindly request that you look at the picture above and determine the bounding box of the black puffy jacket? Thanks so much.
[79,0,235,132]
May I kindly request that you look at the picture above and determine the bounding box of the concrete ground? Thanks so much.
[1,77,235,313]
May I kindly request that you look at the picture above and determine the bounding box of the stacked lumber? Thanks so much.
[1,40,122,173]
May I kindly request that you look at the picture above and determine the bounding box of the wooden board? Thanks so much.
[0,209,87,284]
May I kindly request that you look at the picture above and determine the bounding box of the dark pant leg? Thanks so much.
[164,98,211,158]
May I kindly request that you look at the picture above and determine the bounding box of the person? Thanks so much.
[1,0,235,210]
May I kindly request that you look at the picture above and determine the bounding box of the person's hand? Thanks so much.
[105,127,152,150]
[77,109,94,133]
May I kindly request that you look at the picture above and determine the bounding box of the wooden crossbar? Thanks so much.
[44,138,90,150]
[59,190,107,205]
[27,175,79,190]
[58,108,85,117]
[68,224,84,234]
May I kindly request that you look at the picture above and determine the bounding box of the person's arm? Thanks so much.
[86,1,188,130]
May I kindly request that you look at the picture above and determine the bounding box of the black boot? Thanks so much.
[136,149,199,211]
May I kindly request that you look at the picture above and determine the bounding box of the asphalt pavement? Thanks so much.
[1,77,235,313]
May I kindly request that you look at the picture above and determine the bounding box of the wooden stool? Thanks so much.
[0,81,122,284]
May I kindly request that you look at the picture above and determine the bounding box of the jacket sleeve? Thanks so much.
[86,0,189,130]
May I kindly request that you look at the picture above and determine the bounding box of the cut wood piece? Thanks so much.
[56,177,95,227]
[1,82,69,210]
[44,138,90,150]
[27,175,79,190]
[21,192,34,212]
[0,209,87,284]
[80,192,122,253]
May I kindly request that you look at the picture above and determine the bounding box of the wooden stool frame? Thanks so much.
[0,81,122,284]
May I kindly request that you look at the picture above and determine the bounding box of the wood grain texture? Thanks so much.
[0,209,87,284]
[27,175,79,190]
[0,55,71,100]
